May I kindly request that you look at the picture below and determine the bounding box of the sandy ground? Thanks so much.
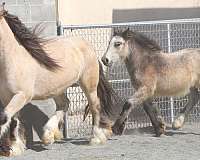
[2,125,200,160]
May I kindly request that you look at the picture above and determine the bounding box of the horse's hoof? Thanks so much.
[89,137,101,145]
[54,129,63,141]
[172,114,185,130]
[155,116,166,137]
[0,112,7,125]
[155,127,165,137]
[42,127,63,145]
[0,145,11,157]
[42,129,55,145]
[112,120,126,135]
[89,137,105,145]
[102,128,113,139]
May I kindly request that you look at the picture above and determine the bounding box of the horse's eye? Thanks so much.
[114,42,122,47]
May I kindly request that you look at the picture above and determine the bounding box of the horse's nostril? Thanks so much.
[105,58,109,63]
[102,57,110,66]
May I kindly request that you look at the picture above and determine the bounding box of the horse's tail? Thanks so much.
[83,61,125,131]
[98,62,123,118]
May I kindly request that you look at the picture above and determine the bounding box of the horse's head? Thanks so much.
[102,28,133,66]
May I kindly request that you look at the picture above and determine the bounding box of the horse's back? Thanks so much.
[33,36,99,99]
[155,48,200,96]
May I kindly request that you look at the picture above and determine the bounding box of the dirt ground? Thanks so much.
[2,125,200,160]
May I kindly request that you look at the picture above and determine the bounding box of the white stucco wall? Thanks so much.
[57,0,200,25]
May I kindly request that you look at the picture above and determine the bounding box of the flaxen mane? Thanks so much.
[3,11,60,71]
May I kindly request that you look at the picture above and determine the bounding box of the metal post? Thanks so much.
[64,112,69,139]
[57,25,64,36]
[59,24,68,138]
[167,24,174,123]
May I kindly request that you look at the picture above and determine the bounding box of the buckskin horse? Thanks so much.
[0,4,125,156]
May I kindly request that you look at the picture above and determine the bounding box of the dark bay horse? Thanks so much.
[102,28,200,136]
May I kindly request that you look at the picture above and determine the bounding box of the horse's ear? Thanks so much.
[0,2,6,16]
[1,2,5,11]
[113,27,121,36]
[2,2,5,9]
[123,28,133,39]
[125,27,130,32]
[113,29,117,36]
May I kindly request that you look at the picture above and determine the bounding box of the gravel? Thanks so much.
[2,125,200,160]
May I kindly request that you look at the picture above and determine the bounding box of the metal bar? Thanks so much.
[167,23,174,123]
[109,79,130,83]
[57,25,64,36]
[64,112,69,138]
[62,18,200,30]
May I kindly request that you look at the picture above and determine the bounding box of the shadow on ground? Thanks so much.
[124,125,200,137]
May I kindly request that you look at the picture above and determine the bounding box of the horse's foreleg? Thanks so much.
[143,100,165,136]
[42,93,69,145]
[0,92,28,138]
[112,86,154,135]
[9,118,26,156]
[86,91,107,145]
[0,118,26,157]
[172,87,199,129]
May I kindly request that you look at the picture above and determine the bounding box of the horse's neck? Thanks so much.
[0,18,20,56]
[124,43,144,73]
[124,53,140,89]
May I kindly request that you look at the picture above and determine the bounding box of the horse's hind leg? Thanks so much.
[80,75,107,145]
[143,100,165,136]
[172,87,199,129]
[42,93,70,145]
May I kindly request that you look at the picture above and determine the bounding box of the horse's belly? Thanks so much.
[155,86,190,97]
[33,84,70,100]
[155,75,192,97]
[33,68,81,100]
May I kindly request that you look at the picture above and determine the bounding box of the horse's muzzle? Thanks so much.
[101,57,109,66]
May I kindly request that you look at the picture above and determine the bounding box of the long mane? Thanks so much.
[117,29,162,53]
[131,32,161,52]
[4,12,60,71]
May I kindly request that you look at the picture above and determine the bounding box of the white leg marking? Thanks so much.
[102,128,112,139]
[42,112,64,145]
[89,126,107,145]
[172,114,185,129]
[10,119,26,156]
[0,116,11,138]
